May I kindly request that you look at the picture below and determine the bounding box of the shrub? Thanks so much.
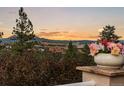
[0,43,95,85]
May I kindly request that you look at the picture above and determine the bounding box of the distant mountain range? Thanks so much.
[1,35,124,45]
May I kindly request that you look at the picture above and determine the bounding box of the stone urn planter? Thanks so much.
[94,53,124,69]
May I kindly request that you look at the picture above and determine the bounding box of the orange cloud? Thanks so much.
[65,34,98,40]
[88,35,98,39]
[36,31,100,40]
[37,31,63,37]
[40,28,48,31]
[66,34,83,38]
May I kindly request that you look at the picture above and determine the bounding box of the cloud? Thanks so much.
[36,31,98,40]
[37,30,69,37]
[88,35,98,39]
[55,28,69,33]
[37,31,62,37]
[62,31,68,33]
[67,34,82,38]
[66,34,98,40]
[40,28,48,31]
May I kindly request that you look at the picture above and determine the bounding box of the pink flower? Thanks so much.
[100,39,108,46]
[98,43,104,51]
[121,45,124,55]
[117,43,123,49]
[89,43,100,56]
[107,42,117,49]
[88,42,124,56]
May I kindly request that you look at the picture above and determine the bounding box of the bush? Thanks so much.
[0,50,63,85]
[0,44,95,85]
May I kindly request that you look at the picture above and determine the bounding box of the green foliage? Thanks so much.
[64,41,78,60]
[11,42,35,55]
[81,44,95,66]
[12,7,35,53]
[0,45,5,51]
[0,32,4,44]
[0,32,3,38]
[57,42,95,84]
[0,51,44,85]
[0,41,95,85]
[99,25,121,42]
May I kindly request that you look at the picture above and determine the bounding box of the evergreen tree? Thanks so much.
[99,25,121,42]
[0,32,3,38]
[0,32,3,43]
[81,44,95,66]
[0,32,4,50]
[65,41,78,59]
[12,7,35,52]
[59,41,81,83]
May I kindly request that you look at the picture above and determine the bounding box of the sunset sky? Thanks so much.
[0,7,124,40]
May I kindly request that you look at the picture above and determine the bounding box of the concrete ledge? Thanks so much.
[76,66,124,77]
[76,66,124,86]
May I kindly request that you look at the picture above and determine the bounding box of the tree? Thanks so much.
[58,41,82,83]
[0,32,3,38]
[12,7,35,52]
[0,32,3,43]
[65,41,78,59]
[81,44,95,66]
[0,32,4,50]
[99,25,121,42]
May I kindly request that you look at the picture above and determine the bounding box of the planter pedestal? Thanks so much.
[76,66,124,86]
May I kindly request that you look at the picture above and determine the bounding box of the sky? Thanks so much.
[0,7,124,40]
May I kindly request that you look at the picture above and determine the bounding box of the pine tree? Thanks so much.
[0,32,3,38]
[0,32,3,43]
[66,41,77,58]
[12,7,35,52]
[99,25,121,42]
[81,44,95,66]
[0,32,4,50]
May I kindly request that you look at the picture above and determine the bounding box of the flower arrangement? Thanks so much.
[89,41,124,56]
[89,25,124,56]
